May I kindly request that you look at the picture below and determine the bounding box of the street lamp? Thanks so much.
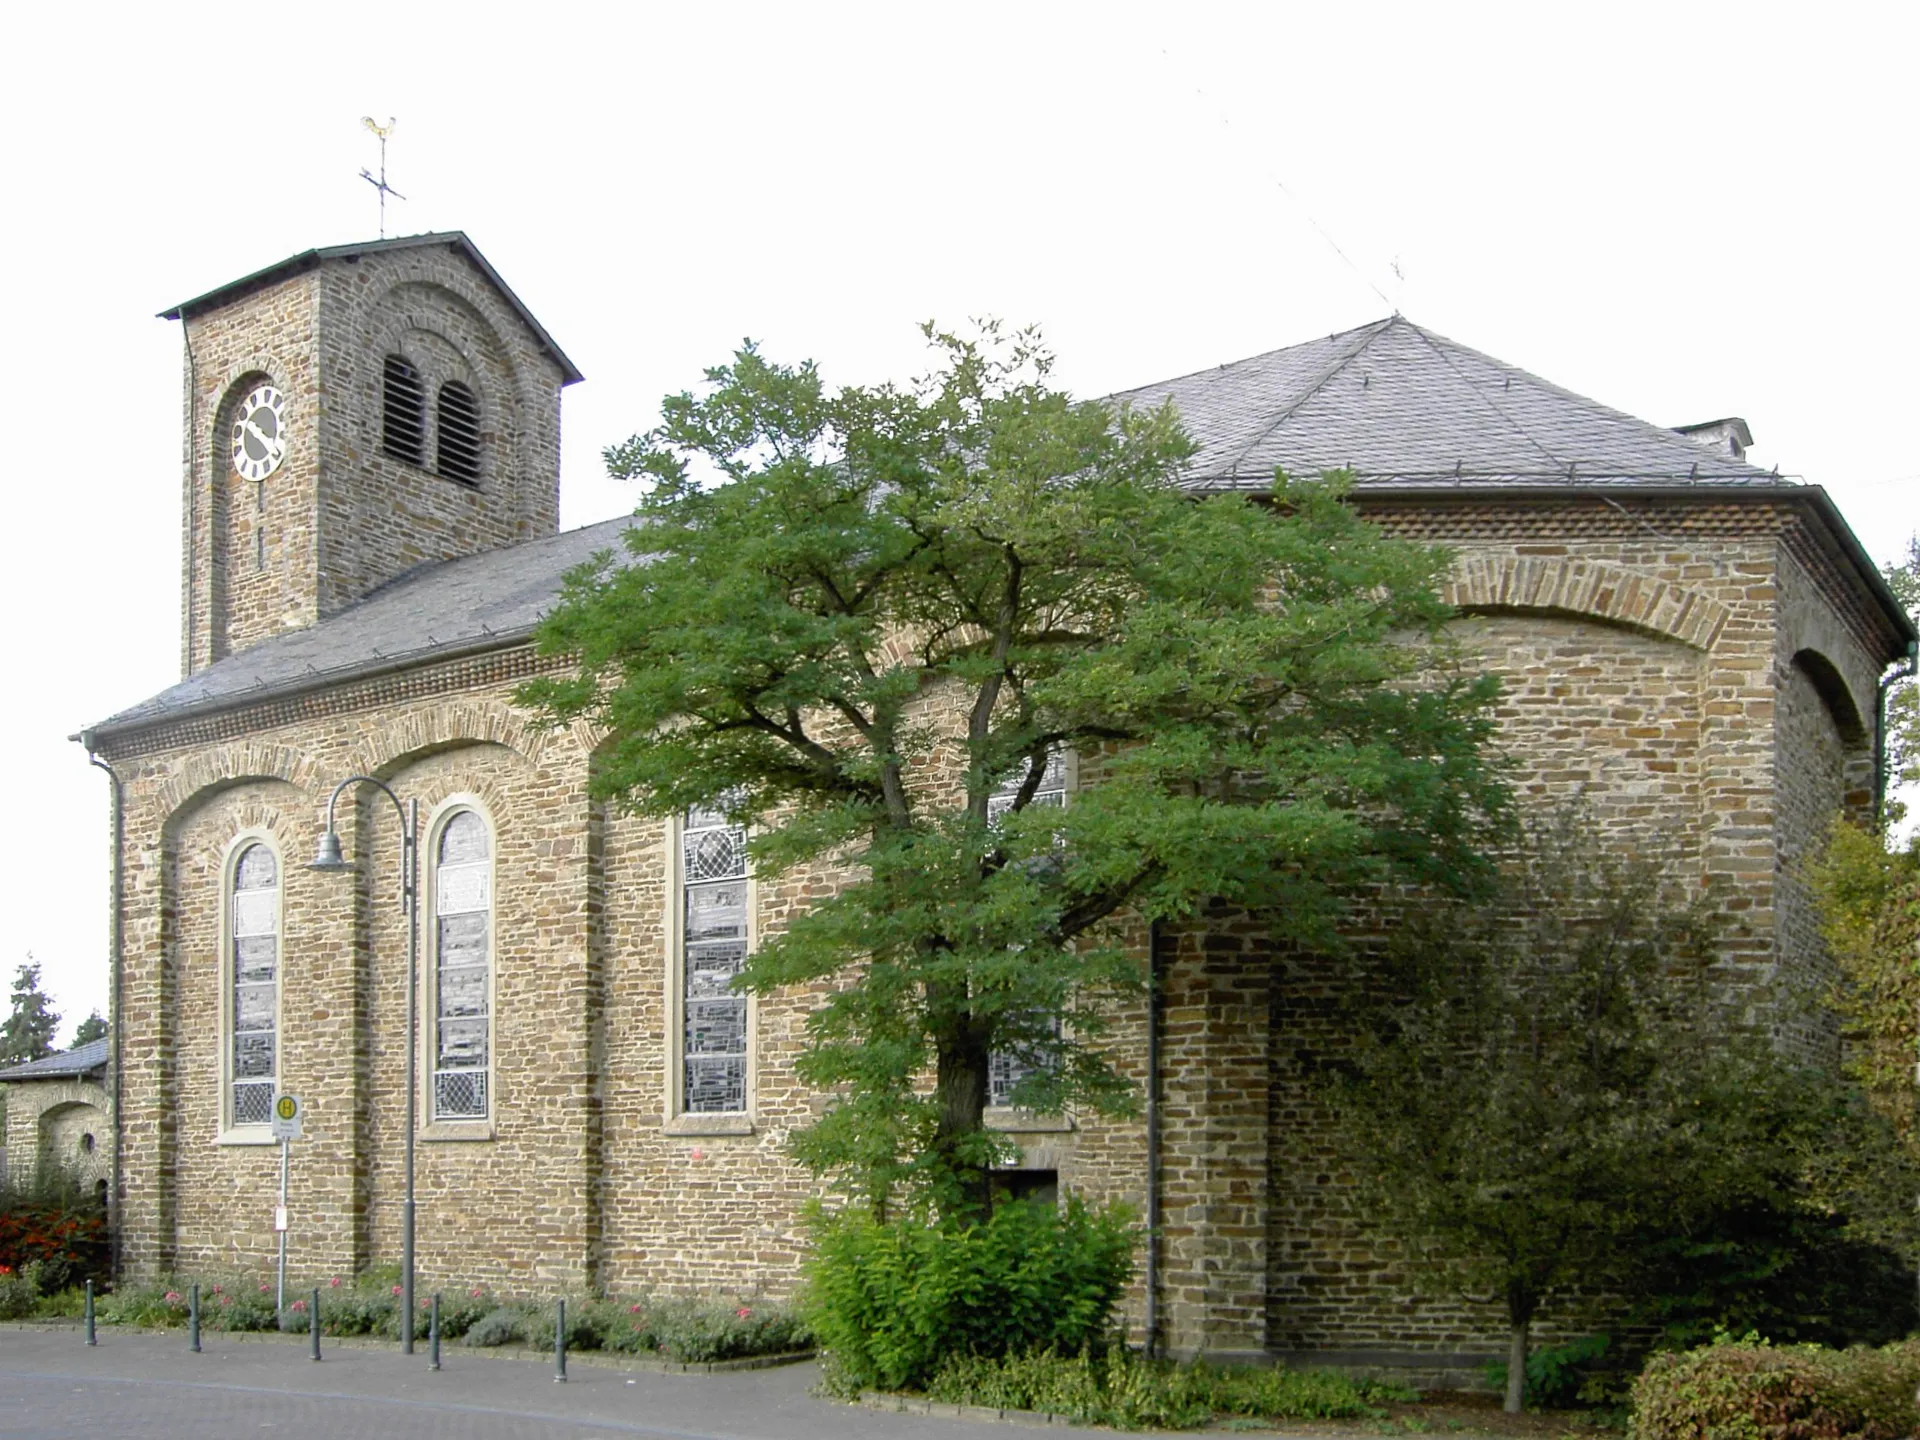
[310,775,421,1355]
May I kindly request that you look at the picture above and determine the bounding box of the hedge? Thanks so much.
[1630,1338,1920,1440]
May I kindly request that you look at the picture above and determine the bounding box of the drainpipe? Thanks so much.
[1144,918,1164,1358]
[87,752,124,1284]
[1874,639,1918,829]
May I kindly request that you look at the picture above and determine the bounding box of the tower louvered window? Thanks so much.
[382,355,426,465]
[681,804,749,1113]
[437,381,482,485]
[433,810,492,1121]
[229,843,279,1127]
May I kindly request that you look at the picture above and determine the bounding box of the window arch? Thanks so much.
[228,841,280,1128]
[431,808,492,1121]
[381,355,426,465]
[436,381,482,485]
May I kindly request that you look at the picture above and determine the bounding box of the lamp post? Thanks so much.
[310,776,421,1354]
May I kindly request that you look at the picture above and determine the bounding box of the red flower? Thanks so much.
[391,1285,402,1296]
[469,1287,485,1298]
[291,1299,306,1313]
[628,1303,643,1314]
[735,1306,752,1319]
[328,1276,342,1288]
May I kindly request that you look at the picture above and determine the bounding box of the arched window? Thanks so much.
[229,843,279,1127]
[680,804,749,1113]
[436,381,482,485]
[382,355,426,465]
[432,810,492,1121]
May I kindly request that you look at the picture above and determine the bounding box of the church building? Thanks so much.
[77,232,1915,1370]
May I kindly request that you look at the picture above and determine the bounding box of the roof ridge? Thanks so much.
[1220,319,1398,480]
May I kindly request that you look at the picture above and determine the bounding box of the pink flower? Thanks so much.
[469,1287,485,1298]
[210,1285,222,1295]
[163,1291,182,1304]
[391,1285,402,1296]
[328,1276,342,1288]
[735,1306,752,1319]
[220,1296,232,1307]
[628,1304,643,1314]
[291,1299,306,1312]
[259,1283,271,1293]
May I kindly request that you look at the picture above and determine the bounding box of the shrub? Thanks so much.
[1486,1334,1612,1410]
[803,1196,1135,1393]
[1630,1337,1920,1440]
[646,1296,810,1363]
[926,1348,1412,1430]
[0,1174,108,1293]
[463,1306,528,1348]
[0,1263,39,1320]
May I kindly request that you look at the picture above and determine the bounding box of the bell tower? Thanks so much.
[163,233,581,675]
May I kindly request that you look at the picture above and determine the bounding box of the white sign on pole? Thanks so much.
[269,1093,303,1141]
[274,1206,288,1233]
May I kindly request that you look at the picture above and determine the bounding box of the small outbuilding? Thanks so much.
[0,1040,111,1207]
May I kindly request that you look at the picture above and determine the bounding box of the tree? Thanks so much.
[71,1011,107,1046]
[1879,536,1919,826]
[2,962,60,1065]
[1325,810,1911,1412]
[522,324,1507,1217]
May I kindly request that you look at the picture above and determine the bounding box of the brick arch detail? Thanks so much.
[154,740,320,821]
[1442,555,1730,652]
[344,699,562,778]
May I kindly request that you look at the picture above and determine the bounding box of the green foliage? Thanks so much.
[1629,1337,1920,1440]
[1805,819,1920,1147]
[70,1012,107,1046]
[462,1306,528,1348]
[1485,1335,1611,1410]
[1879,537,1920,828]
[2,961,59,1065]
[0,1171,108,1291]
[642,1296,812,1363]
[1326,804,1917,1408]
[803,1196,1135,1393]
[520,322,1506,1213]
[924,1347,1412,1430]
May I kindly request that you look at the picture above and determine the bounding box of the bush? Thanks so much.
[803,1196,1135,1394]
[647,1296,810,1363]
[463,1306,527,1348]
[1486,1334,1612,1410]
[0,1174,108,1294]
[926,1348,1412,1430]
[1630,1337,1920,1440]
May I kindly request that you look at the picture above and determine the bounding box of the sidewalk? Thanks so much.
[0,1326,1160,1439]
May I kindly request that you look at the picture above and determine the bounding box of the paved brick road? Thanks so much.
[0,1328,1124,1439]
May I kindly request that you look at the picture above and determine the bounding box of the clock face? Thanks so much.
[229,384,288,481]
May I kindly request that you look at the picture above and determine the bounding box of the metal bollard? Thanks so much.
[309,1287,321,1362]
[189,1284,200,1352]
[84,1280,95,1346]
[428,1292,441,1371]
[553,1297,567,1383]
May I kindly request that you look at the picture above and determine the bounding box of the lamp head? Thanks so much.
[308,830,351,872]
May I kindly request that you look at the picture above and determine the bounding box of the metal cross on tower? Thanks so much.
[359,116,406,238]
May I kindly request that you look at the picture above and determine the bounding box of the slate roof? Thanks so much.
[1114,317,1778,489]
[160,232,583,387]
[0,1039,108,1084]
[82,518,637,738]
[79,316,1906,744]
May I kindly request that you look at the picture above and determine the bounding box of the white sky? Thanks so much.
[3,3,1916,1042]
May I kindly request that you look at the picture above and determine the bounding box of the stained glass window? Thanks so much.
[434,811,491,1120]
[230,843,278,1126]
[682,804,748,1113]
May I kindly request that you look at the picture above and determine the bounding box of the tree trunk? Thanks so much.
[932,1020,992,1219]
[1505,1314,1530,1414]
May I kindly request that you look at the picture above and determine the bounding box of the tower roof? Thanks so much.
[159,231,583,385]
